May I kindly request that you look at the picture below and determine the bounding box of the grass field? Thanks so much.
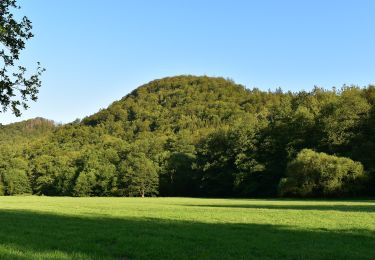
[0,197,375,259]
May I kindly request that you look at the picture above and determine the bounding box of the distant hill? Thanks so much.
[81,75,259,141]
[0,117,57,145]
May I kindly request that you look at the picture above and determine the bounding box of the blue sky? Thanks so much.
[2,0,374,124]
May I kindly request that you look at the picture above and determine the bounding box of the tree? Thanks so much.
[194,124,265,197]
[194,129,237,196]
[160,152,197,196]
[73,149,117,197]
[119,152,158,197]
[0,0,45,116]
[279,149,365,197]
[0,157,31,195]
[73,170,96,197]
[0,177,4,195]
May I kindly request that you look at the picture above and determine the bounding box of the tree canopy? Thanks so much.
[0,76,374,197]
[279,149,365,197]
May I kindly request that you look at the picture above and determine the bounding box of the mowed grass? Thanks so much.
[0,197,375,259]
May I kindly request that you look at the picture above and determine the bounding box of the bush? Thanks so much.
[279,149,365,197]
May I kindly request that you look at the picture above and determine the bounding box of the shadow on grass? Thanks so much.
[183,203,375,213]
[0,209,374,259]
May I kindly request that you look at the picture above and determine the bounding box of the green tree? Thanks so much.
[194,129,237,196]
[279,149,365,197]
[0,0,45,116]
[119,152,158,197]
[0,177,4,195]
[160,152,197,196]
[194,124,264,197]
[1,168,31,195]
[318,87,370,154]
[0,157,31,195]
[30,154,56,195]
[73,149,117,196]
[52,155,77,196]
[73,170,96,197]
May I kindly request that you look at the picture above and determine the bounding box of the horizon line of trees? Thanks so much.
[0,76,374,198]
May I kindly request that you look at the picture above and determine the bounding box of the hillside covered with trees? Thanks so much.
[1,76,374,197]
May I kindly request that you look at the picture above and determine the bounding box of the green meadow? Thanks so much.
[0,196,375,259]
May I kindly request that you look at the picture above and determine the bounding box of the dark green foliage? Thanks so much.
[73,150,117,197]
[0,157,31,195]
[194,124,265,197]
[0,179,4,195]
[195,129,237,197]
[159,152,197,196]
[0,76,374,197]
[119,152,158,197]
[279,149,365,197]
[1,169,31,195]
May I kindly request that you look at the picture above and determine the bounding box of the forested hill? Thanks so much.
[81,76,254,140]
[0,117,57,145]
[1,75,374,198]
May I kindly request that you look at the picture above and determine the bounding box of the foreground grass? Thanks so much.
[0,197,374,259]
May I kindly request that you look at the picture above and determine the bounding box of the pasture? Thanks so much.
[0,197,374,259]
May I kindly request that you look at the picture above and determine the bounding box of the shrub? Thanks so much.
[279,149,365,197]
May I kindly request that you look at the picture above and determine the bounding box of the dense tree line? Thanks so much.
[0,76,374,197]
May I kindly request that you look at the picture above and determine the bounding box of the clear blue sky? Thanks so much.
[2,0,374,124]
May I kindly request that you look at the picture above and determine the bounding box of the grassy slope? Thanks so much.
[0,197,374,259]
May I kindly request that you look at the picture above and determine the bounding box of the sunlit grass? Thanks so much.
[0,196,374,259]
